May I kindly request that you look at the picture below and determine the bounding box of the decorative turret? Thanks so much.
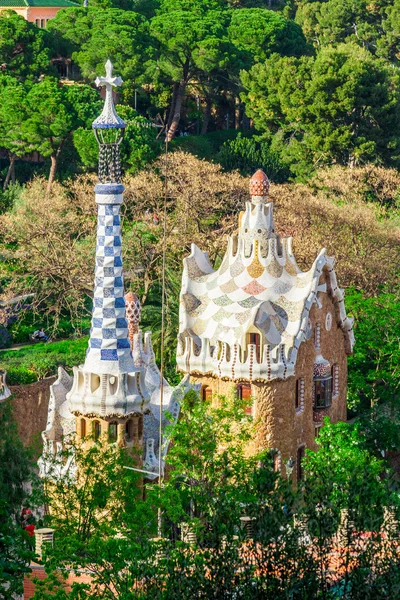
[239,168,275,258]
[67,61,149,418]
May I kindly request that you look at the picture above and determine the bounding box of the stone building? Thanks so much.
[39,61,191,481]
[0,0,78,28]
[177,169,355,481]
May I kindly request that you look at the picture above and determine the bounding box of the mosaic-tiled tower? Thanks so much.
[68,61,149,422]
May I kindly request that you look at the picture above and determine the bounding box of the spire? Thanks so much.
[83,61,134,376]
[250,169,270,203]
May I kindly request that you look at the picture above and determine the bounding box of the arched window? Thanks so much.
[80,418,86,438]
[313,377,332,408]
[138,416,143,442]
[297,446,305,481]
[108,422,118,441]
[93,420,101,440]
[202,386,212,402]
[237,383,252,414]
[125,419,133,442]
[248,333,261,363]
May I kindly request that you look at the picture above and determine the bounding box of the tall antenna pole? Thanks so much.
[157,136,169,536]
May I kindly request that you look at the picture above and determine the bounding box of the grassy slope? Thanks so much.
[0,337,88,385]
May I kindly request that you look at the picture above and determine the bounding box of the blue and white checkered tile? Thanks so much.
[84,197,134,375]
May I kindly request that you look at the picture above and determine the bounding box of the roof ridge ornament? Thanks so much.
[250,169,270,203]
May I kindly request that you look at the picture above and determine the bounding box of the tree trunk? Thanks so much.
[47,142,64,194]
[3,153,15,191]
[235,96,241,130]
[201,97,212,135]
[166,79,187,142]
[167,82,180,132]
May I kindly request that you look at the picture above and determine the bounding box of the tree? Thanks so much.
[22,78,100,190]
[302,419,394,533]
[1,178,96,328]
[295,0,400,63]
[150,2,237,140]
[48,8,150,84]
[0,11,54,79]
[0,77,30,190]
[241,43,400,177]
[229,8,309,65]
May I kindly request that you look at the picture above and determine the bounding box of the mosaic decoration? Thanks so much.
[250,169,270,198]
[313,354,331,379]
[177,170,355,382]
[125,291,142,346]
[84,201,133,375]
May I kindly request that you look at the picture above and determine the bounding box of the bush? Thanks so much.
[216,134,290,182]
[170,129,241,161]
[0,182,23,215]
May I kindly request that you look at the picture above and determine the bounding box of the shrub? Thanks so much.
[0,182,23,215]
[216,134,290,182]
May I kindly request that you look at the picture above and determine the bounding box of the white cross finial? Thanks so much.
[93,60,126,129]
[95,60,123,102]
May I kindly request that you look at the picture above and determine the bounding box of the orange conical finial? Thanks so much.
[125,292,141,349]
[250,169,270,198]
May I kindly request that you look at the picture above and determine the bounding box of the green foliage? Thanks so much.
[0,400,36,598]
[48,7,150,82]
[241,43,400,177]
[0,11,54,79]
[345,288,400,412]
[345,288,400,457]
[216,133,289,181]
[23,78,100,159]
[0,182,23,215]
[170,129,239,160]
[8,310,91,344]
[303,419,392,531]
[229,7,309,65]
[33,392,400,599]
[0,336,88,384]
[295,0,400,63]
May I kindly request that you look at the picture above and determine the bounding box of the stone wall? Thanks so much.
[191,273,350,482]
[10,377,55,454]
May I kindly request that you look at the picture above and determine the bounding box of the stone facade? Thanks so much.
[10,376,55,456]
